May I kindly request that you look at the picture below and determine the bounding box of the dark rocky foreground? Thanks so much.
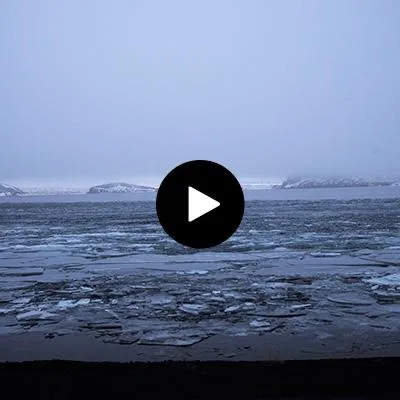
[1,357,399,399]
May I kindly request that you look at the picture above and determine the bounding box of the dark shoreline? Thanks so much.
[2,329,400,363]
[1,330,400,398]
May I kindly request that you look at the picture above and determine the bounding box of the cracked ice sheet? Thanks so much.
[41,252,260,277]
[91,252,260,264]
[356,249,400,266]
[0,257,240,286]
[0,251,399,348]
[251,255,400,278]
[83,261,231,275]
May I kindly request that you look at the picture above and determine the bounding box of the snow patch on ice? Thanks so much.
[364,274,400,286]
[57,298,90,310]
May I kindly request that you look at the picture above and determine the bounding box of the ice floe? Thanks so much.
[179,303,209,315]
[16,310,57,321]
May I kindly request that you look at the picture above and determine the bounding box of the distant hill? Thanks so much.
[88,182,156,193]
[0,183,24,196]
[21,187,87,195]
[279,177,399,189]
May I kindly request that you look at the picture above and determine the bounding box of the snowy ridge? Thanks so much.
[20,187,88,195]
[88,182,156,193]
[241,178,283,190]
[241,183,281,190]
[280,176,400,189]
[0,183,24,196]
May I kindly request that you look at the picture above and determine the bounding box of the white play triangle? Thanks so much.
[188,186,220,222]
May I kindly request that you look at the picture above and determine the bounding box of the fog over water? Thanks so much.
[1,1,400,187]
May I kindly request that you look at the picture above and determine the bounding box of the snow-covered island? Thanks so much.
[88,182,156,194]
[241,178,283,190]
[0,183,24,196]
[279,176,400,189]
[2,176,399,197]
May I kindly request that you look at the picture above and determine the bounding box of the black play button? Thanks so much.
[156,160,245,249]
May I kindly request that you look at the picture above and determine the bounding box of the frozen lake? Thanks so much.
[0,186,399,353]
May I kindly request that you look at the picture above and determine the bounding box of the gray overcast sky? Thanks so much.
[1,0,400,186]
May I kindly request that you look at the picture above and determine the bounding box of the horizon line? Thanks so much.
[2,174,400,189]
